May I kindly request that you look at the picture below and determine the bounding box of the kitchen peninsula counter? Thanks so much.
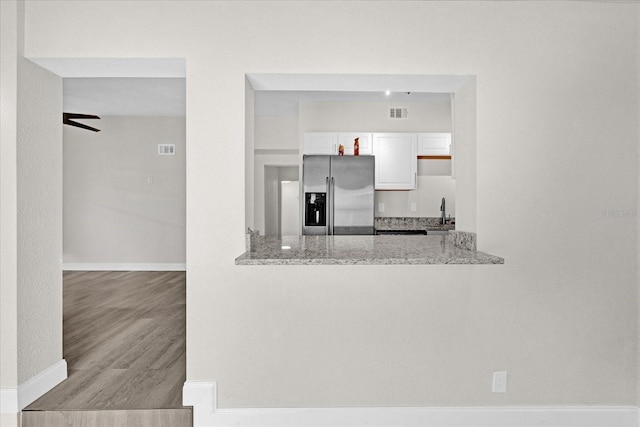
[235,234,504,266]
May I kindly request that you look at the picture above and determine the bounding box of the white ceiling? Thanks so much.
[33,58,187,117]
[63,78,186,117]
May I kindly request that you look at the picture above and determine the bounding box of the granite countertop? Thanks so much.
[236,234,503,266]
[375,217,455,231]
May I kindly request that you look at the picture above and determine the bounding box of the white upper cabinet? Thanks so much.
[303,133,338,155]
[417,132,452,156]
[304,132,374,156]
[338,132,372,155]
[372,133,418,190]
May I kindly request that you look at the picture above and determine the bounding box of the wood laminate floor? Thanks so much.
[25,271,187,411]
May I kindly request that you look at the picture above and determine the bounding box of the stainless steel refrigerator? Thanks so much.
[302,155,375,235]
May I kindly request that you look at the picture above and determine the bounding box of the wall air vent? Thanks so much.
[158,144,176,155]
[389,107,408,119]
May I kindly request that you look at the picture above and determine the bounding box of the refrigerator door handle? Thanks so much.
[331,177,335,235]
[325,176,330,235]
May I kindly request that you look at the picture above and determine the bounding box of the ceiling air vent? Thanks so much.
[389,107,408,119]
[158,144,176,155]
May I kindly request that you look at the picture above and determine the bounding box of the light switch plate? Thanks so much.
[410,202,417,212]
[378,203,385,213]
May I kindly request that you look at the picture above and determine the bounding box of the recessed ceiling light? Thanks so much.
[281,245,291,250]
[385,90,391,97]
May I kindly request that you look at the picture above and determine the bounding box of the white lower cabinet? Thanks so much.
[372,133,417,190]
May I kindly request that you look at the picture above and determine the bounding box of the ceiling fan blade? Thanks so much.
[64,120,101,133]
[64,113,101,120]
[63,112,101,132]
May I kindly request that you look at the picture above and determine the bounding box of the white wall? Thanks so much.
[255,116,298,150]
[637,3,640,407]
[17,57,63,384]
[18,0,640,410]
[453,79,477,233]
[63,116,186,266]
[244,78,255,233]
[2,3,64,423]
[300,99,452,133]
[0,1,20,421]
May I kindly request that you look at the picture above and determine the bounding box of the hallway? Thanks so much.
[22,271,191,426]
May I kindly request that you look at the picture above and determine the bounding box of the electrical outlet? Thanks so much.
[378,203,385,213]
[410,202,417,212]
[492,371,507,393]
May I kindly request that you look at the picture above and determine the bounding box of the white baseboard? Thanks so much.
[1,359,67,414]
[18,359,67,410]
[183,381,217,426]
[0,388,18,414]
[0,412,19,427]
[183,381,639,427]
[63,263,186,271]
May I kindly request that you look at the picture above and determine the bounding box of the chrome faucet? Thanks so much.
[440,197,446,224]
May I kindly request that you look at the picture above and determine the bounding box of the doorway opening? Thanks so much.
[281,179,300,236]
[264,165,299,236]
[24,58,189,421]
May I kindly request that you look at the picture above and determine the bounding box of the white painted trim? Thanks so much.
[0,388,18,414]
[63,263,186,272]
[18,359,67,410]
[183,381,217,426]
[183,381,639,427]
[246,73,472,93]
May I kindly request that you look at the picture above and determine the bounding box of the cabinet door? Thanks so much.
[338,132,372,155]
[417,133,452,156]
[372,133,417,190]
[303,133,338,155]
